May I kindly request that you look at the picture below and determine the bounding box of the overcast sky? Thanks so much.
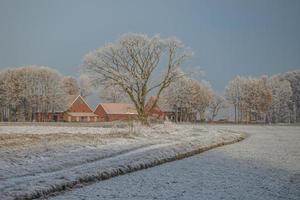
[0,0,299,93]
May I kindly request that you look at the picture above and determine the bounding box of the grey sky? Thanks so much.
[0,0,299,93]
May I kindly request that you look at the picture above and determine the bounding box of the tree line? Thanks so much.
[0,33,299,124]
[225,72,300,123]
[158,70,300,123]
[0,66,90,121]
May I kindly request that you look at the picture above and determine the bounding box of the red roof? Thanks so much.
[96,103,138,115]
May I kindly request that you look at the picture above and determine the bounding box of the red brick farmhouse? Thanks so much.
[63,95,99,122]
[94,103,138,122]
[35,95,98,122]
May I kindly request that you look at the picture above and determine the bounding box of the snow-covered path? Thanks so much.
[50,125,300,200]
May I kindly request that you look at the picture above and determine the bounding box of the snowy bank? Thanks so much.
[0,124,245,200]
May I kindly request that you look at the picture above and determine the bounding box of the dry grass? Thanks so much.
[0,132,135,151]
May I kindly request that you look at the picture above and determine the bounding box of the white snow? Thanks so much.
[49,125,300,200]
[0,123,244,200]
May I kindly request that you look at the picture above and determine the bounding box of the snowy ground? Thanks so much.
[49,125,300,200]
[0,123,243,200]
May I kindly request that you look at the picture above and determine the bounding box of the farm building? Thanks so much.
[63,95,99,122]
[35,95,168,122]
[35,95,98,122]
[94,103,138,122]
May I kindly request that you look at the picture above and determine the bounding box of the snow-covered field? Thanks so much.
[0,123,243,200]
[49,125,300,200]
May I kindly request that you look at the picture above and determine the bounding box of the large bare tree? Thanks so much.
[98,81,129,103]
[82,33,191,124]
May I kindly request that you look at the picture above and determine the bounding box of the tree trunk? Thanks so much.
[175,107,178,123]
[138,112,149,126]
[234,105,237,123]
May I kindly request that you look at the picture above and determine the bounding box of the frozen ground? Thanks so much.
[0,123,243,200]
[49,125,300,200]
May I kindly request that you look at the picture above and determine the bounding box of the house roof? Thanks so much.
[66,112,98,117]
[66,94,80,107]
[97,103,138,115]
[67,95,94,112]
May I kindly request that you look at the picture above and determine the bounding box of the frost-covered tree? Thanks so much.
[209,94,227,121]
[1,69,24,121]
[239,76,272,122]
[82,33,191,124]
[62,76,80,96]
[226,76,272,123]
[192,80,214,121]
[0,70,8,121]
[98,81,129,103]
[160,76,213,122]
[0,66,68,121]
[225,76,244,122]
[78,74,93,98]
[160,76,194,122]
[267,76,293,123]
[278,70,300,122]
